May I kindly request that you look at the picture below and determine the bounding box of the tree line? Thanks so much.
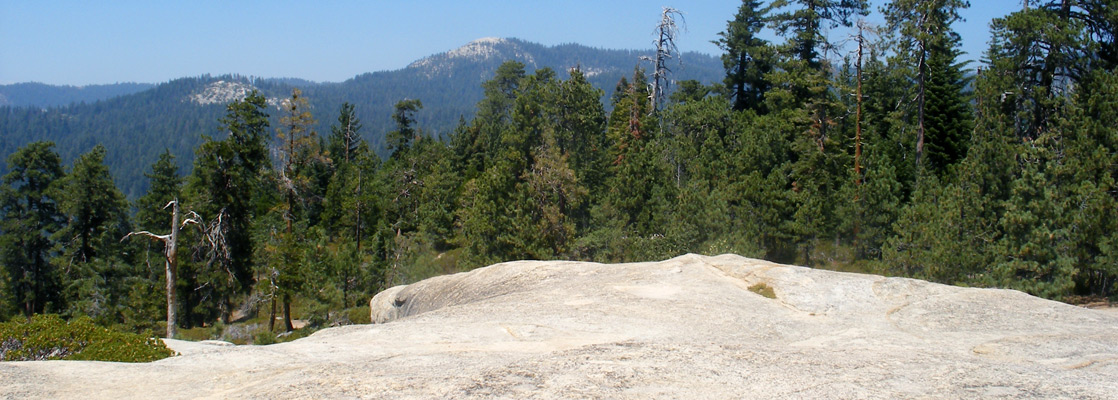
[1,0,1115,336]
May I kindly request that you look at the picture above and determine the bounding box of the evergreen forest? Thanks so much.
[2,0,1116,340]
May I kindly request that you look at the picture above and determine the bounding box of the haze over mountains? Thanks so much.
[0,82,155,108]
[0,38,721,198]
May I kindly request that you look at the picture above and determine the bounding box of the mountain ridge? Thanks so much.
[0,82,155,108]
[0,37,723,198]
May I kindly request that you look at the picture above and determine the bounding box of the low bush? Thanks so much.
[0,314,175,362]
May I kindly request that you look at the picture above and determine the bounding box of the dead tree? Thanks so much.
[122,200,185,338]
[853,20,872,183]
[646,7,685,114]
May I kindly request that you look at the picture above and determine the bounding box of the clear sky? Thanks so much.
[1,0,1024,86]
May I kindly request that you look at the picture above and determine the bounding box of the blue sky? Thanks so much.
[1,0,1024,86]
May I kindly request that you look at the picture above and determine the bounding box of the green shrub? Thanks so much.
[0,314,175,362]
[254,330,277,345]
[345,305,372,325]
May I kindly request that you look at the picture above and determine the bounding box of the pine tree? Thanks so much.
[319,150,383,306]
[715,0,773,112]
[135,150,182,232]
[922,45,974,173]
[327,102,364,166]
[387,99,424,158]
[861,44,918,199]
[515,127,588,258]
[984,0,1093,140]
[992,135,1077,298]
[184,91,270,323]
[124,151,184,337]
[556,68,608,202]
[1064,67,1118,298]
[884,0,971,169]
[53,145,131,322]
[769,0,869,68]
[54,145,129,265]
[267,88,326,332]
[992,64,1118,299]
[456,153,520,267]
[0,142,65,317]
[412,138,460,252]
[885,64,1018,285]
[587,68,677,260]
[836,143,902,260]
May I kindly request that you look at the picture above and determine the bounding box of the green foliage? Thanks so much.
[134,150,182,232]
[714,0,773,112]
[54,144,130,265]
[388,99,424,157]
[183,90,271,323]
[0,141,65,317]
[254,329,278,345]
[0,46,726,199]
[922,44,973,173]
[884,0,972,173]
[836,148,902,259]
[768,0,869,68]
[0,314,174,362]
[327,102,366,165]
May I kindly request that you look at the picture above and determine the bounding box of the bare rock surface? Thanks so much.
[3,254,1117,399]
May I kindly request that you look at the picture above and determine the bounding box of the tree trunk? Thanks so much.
[283,294,294,332]
[915,40,927,167]
[854,24,865,182]
[853,23,866,255]
[166,200,180,338]
[269,293,277,332]
[123,200,187,338]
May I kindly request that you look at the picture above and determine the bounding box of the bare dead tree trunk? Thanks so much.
[854,22,866,183]
[915,47,926,167]
[915,17,928,168]
[852,21,868,258]
[345,116,356,163]
[166,201,179,338]
[123,200,184,338]
[648,7,684,114]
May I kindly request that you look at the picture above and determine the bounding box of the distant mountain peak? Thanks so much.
[446,37,515,60]
[407,37,537,77]
[189,80,256,105]
[188,80,279,107]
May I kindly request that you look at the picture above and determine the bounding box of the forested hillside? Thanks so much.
[1,1,1115,344]
[0,38,722,198]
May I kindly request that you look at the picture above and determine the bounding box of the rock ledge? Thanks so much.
[3,254,1116,399]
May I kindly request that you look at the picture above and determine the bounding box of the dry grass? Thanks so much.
[748,282,776,299]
